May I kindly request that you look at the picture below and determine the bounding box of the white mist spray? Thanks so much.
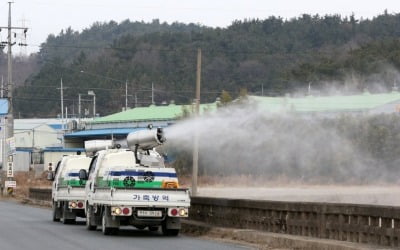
[165,101,388,184]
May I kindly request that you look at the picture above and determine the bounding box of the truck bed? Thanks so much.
[55,186,86,201]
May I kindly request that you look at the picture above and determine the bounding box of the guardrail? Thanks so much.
[28,188,400,247]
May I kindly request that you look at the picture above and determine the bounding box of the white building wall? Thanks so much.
[14,124,59,149]
[14,151,30,172]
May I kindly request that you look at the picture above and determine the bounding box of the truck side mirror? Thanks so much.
[79,169,88,180]
[47,171,55,181]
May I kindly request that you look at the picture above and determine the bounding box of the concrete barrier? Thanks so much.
[28,188,400,248]
[190,197,400,248]
[29,188,51,201]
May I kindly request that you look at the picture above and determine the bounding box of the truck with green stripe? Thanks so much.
[79,128,190,236]
[48,153,92,224]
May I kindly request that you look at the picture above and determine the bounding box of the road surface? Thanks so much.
[0,200,253,250]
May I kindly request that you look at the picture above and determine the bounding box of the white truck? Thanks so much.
[78,128,191,236]
[48,153,92,224]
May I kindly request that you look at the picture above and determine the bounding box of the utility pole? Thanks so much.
[88,90,95,118]
[192,48,201,196]
[6,2,13,140]
[0,2,28,195]
[57,78,67,131]
[125,80,128,110]
[78,94,81,119]
[0,2,28,139]
[151,82,154,105]
[1,76,3,98]
[123,80,132,110]
[134,93,138,108]
[261,83,264,96]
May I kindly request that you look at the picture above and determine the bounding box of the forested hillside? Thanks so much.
[12,13,400,118]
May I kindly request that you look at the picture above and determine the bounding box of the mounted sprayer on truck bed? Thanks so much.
[79,127,191,236]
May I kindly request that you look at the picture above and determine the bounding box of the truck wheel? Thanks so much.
[61,202,76,225]
[86,206,97,231]
[102,210,118,235]
[52,202,60,222]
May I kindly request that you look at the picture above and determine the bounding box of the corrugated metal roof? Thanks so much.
[0,99,8,115]
[16,148,33,152]
[64,128,145,138]
[251,92,400,112]
[43,147,85,152]
[92,102,217,123]
[14,122,54,131]
[49,124,62,130]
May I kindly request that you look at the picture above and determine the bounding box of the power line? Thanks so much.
[28,42,316,56]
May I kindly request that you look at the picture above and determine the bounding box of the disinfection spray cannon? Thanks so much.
[127,127,166,150]
[127,127,166,165]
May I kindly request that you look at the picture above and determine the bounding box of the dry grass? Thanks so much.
[13,171,51,199]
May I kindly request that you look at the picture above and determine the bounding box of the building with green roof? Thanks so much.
[64,102,218,147]
[250,91,400,115]
[64,92,400,148]
[86,102,218,130]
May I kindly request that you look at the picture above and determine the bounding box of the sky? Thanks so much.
[0,0,399,55]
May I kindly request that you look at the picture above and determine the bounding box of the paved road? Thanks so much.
[0,200,252,250]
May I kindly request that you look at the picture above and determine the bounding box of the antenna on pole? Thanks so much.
[17,16,28,55]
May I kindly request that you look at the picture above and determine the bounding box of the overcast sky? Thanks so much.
[1,0,399,54]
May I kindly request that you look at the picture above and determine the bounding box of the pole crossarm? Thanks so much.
[0,26,27,30]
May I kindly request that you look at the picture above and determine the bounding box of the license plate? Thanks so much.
[137,210,162,217]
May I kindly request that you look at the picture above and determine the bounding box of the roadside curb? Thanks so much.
[181,220,387,250]
[21,198,51,208]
